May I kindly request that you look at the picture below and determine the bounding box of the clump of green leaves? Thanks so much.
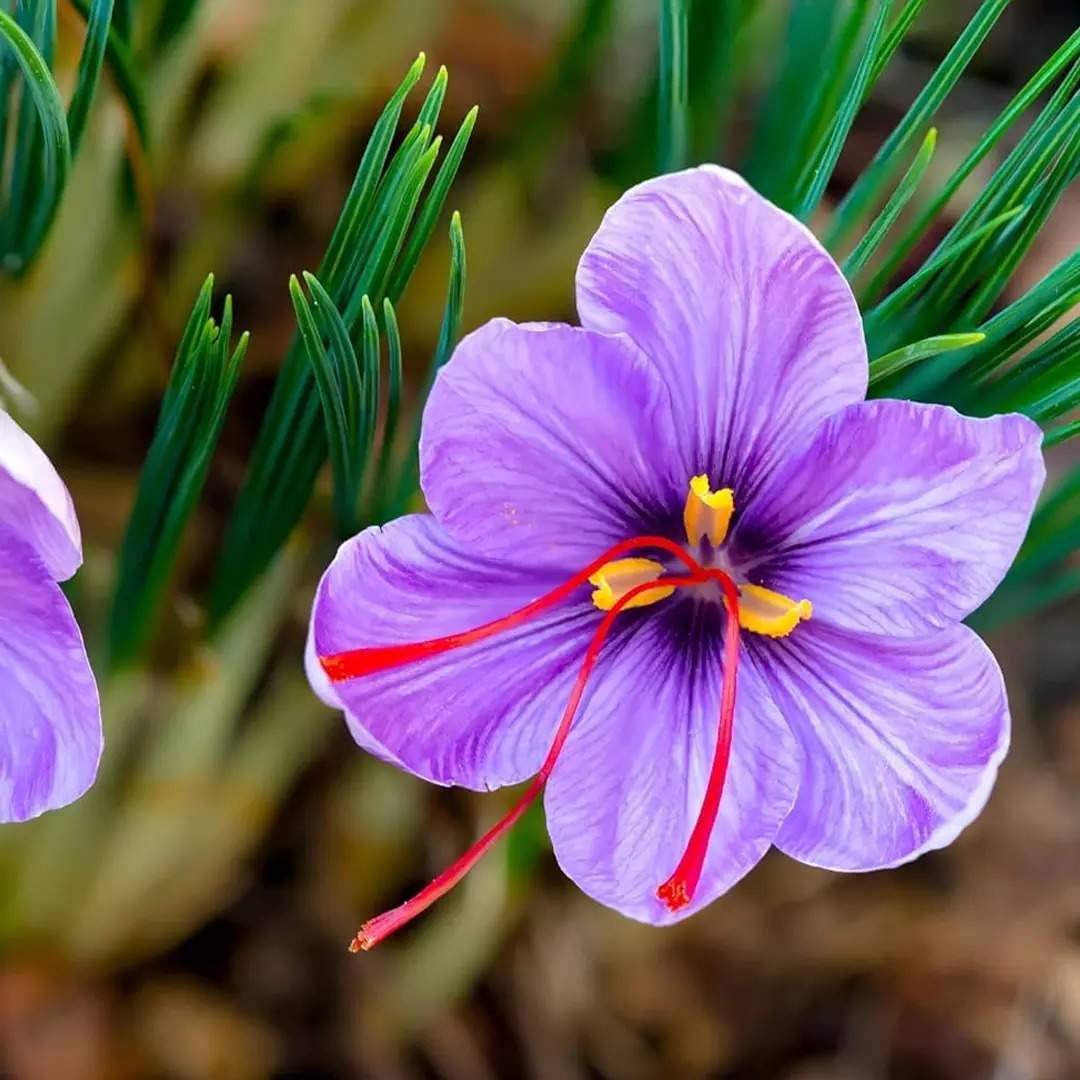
[208,55,476,624]
[107,276,247,667]
[0,0,141,272]
[291,208,466,533]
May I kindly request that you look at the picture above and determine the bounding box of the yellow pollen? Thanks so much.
[736,584,812,638]
[589,557,674,611]
[683,475,734,547]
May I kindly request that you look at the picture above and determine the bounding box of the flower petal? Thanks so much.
[576,166,867,491]
[0,531,101,822]
[732,401,1045,635]
[303,628,409,770]
[759,622,1008,870]
[421,319,682,568]
[545,597,800,924]
[309,514,601,790]
[0,410,81,581]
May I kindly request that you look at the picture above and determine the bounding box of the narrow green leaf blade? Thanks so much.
[827,0,1010,248]
[842,126,936,282]
[66,0,115,156]
[0,6,70,270]
[657,0,690,173]
[108,279,246,666]
[1045,420,1080,449]
[869,332,985,386]
[386,105,477,303]
[793,0,890,221]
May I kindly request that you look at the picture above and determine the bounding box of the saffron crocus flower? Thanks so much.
[307,166,1045,949]
[0,410,101,821]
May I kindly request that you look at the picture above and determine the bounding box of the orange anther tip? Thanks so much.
[321,654,345,680]
[657,880,691,912]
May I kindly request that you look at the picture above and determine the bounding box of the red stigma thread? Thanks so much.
[656,570,741,912]
[321,535,705,682]
[349,571,708,952]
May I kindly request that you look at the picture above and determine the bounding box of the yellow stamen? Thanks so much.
[683,475,734,547]
[589,557,673,611]
[736,584,812,638]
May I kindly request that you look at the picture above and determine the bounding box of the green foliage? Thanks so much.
[792,0,890,220]
[291,277,386,537]
[291,206,467,538]
[65,0,114,155]
[841,126,936,282]
[511,0,613,163]
[751,0,875,211]
[108,277,248,667]
[208,56,475,625]
[868,332,986,386]
[0,0,148,273]
[150,0,202,53]
[68,0,150,147]
[657,0,690,173]
[432,210,468,380]
[828,0,1011,246]
[0,3,69,272]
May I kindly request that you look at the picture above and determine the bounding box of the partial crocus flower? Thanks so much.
[0,409,102,821]
[307,167,1045,949]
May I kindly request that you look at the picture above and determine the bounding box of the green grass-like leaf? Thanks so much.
[2,0,148,273]
[842,126,936,282]
[0,4,69,271]
[388,211,468,517]
[65,0,114,156]
[209,57,476,624]
[866,0,927,88]
[1044,420,1080,449]
[108,277,248,667]
[152,0,203,53]
[432,210,467,381]
[869,332,984,386]
[827,0,1010,249]
[793,0,889,221]
[68,0,151,149]
[657,0,690,173]
[861,26,1080,305]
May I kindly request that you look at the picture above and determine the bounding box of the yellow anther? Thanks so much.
[589,558,674,611]
[683,475,734,547]
[736,584,812,638]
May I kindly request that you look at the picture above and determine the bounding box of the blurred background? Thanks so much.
[3,0,1080,1076]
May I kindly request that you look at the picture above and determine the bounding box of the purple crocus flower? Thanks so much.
[0,409,101,821]
[307,166,1045,949]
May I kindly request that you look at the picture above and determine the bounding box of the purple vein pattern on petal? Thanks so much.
[545,599,800,924]
[0,410,81,581]
[732,401,1045,636]
[310,514,601,791]
[0,531,102,822]
[421,320,682,569]
[576,165,867,493]
[758,622,1008,871]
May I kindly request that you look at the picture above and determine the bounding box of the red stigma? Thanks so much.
[655,569,741,913]
[324,536,743,950]
[319,536,704,681]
